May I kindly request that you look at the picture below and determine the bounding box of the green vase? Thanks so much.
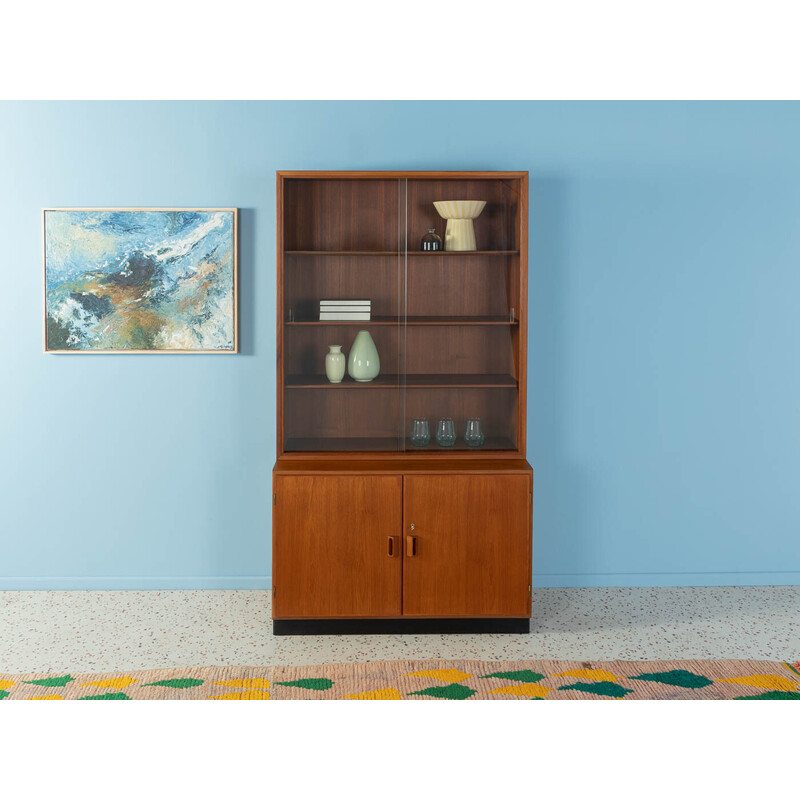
[347,330,380,382]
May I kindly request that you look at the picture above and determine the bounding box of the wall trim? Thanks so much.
[0,576,271,591]
[534,572,800,588]
[1,572,797,591]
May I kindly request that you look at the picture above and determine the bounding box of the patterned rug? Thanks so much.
[1,659,798,700]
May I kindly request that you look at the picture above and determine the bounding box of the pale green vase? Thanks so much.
[325,344,346,383]
[347,330,380,382]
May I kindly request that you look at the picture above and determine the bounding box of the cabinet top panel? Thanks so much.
[277,170,528,181]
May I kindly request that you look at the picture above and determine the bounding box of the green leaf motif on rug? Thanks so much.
[481,670,545,684]
[408,684,477,700]
[559,681,632,698]
[0,690,9,700]
[275,678,334,691]
[143,678,205,689]
[79,692,131,700]
[735,691,800,700]
[630,670,713,689]
[23,675,74,687]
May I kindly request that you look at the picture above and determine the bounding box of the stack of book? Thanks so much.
[319,299,371,321]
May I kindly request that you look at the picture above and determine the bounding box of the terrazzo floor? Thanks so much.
[1,586,797,673]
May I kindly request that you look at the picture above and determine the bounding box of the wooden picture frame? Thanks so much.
[43,207,238,353]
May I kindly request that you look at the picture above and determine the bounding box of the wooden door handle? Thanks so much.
[406,535,417,557]
[387,536,399,557]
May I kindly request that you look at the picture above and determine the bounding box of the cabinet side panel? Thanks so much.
[277,173,285,456]
[518,174,529,456]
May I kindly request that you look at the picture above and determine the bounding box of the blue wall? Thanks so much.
[2,101,799,589]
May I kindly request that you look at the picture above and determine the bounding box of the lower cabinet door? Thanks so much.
[273,475,402,618]
[403,475,532,617]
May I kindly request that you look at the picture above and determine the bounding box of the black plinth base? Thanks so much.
[273,617,530,636]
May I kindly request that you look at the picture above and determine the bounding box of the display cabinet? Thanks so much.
[273,171,533,634]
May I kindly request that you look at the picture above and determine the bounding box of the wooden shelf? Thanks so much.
[285,437,518,453]
[286,251,398,256]
[285,250,519,256]
[286,316,518,326]
[285,437,401,452]
[286,374,518,389]
[403,436,518,452]
[409,251,519,256]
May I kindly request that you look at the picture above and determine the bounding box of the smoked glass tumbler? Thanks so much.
[435,418,457,447]
[409,418,431,447]
[463,418,485,447]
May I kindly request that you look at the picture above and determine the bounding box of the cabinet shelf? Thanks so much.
[285,250,519,256]
[286,250,398,256]
[285,316,518,326]
[412,251,518,257]
[284,436,518,452]
[285,374,518,389]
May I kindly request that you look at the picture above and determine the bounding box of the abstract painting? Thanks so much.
[43,208,237,352]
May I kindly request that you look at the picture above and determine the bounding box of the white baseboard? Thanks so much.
[534,571,800,588]
[0,576,272,590]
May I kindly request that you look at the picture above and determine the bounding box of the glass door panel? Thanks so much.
[282,178,405,452]
[402,178,521,453]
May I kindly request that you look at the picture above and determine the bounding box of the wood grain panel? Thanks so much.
[516,173,529,454]
[403,474,531,617]
[273,475,402,618]
[285,389,404,445]
[404,326,514,375]
[273,458,533,474]
[406,254,517,317]
[276,174,285,456]
[283,179,399,251]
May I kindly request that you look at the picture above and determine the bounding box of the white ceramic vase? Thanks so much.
[433,200,487,251]
[347,330,380,382]
[325,344,346,383]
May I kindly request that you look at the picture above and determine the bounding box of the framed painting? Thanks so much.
[43,208,238,353]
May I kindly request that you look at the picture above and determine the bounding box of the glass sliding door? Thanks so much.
[279,173,524,456]
[281,177,406,452]
[401,177,521,452]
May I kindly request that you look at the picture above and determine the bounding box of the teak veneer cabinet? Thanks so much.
[273,171,533,634]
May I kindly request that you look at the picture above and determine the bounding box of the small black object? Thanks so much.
[420,228,443,251]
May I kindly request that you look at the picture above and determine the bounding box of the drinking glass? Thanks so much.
[464,418,485,447]
[409,418,430,447]
[435,418,457,447]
